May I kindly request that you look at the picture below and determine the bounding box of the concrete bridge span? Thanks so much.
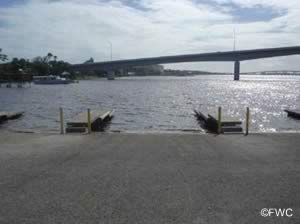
[71,46,300,80]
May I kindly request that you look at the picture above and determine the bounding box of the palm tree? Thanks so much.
[45,52,53,63]
[0,48,8,62]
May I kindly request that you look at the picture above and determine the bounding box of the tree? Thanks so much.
[84,57,94,64]
[0,48,8,62]
[45,52,53,63]
[10,58,31,72]
[31,53,71,76]
[0,52,72,78]
[49,60,70,75]
[31,56,49,75]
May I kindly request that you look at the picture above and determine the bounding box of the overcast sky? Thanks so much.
[0,0,299,72]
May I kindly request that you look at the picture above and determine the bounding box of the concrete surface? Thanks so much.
[0,132,299,224]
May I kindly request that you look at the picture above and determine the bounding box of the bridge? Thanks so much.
[71,46,300,80]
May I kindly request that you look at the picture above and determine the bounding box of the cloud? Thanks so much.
[0,0,299,72]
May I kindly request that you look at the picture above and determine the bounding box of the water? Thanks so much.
[0,75,299,133]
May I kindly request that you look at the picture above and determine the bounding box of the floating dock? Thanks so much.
[66,109,114,133]
[194,110,243,134]
[0,111,24,123]
[284,109,300,119]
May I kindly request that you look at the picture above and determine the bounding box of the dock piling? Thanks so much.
[87,109,92,134]
[245,107,250,136]
[217,107,222,134]
[59,108,64,134]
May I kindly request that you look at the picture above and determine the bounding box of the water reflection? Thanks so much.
[0,75,299,132]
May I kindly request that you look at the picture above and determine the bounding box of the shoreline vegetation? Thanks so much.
[0,51,73,82]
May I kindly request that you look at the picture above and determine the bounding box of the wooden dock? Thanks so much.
[194,110,243,134]
[0,112,24,123]
[66,109,114,133]
[284,109,300,119]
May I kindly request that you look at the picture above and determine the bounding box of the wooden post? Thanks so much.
[245,107,250,136]
[87,108,92,134]
[218,107,222,134]
[59,107,64,134]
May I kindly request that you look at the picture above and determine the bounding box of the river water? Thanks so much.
[0,75,299,133]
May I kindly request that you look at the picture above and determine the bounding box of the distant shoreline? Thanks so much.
[75,72,300,80]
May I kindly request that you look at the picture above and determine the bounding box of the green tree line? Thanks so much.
[0,50,72,77]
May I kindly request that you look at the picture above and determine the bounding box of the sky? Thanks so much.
[0,0,300,72]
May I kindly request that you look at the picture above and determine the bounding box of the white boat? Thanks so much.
[33,75,72,85]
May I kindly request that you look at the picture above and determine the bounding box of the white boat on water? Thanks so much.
[33,75,72,85]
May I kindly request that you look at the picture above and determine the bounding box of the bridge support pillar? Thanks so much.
[234,61,240,81]
[107,71,115,80]
[118,69,126,76]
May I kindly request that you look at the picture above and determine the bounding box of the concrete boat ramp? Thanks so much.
[0,132,298,224]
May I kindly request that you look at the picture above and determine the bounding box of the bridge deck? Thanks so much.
[71,46,300,71]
